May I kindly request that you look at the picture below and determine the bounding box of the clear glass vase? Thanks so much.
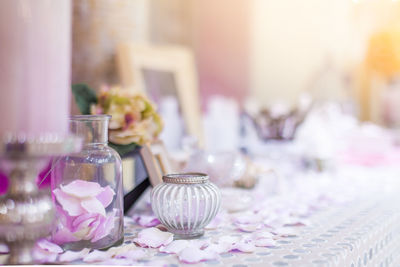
[151,173,221,239]
[51,115,124,250]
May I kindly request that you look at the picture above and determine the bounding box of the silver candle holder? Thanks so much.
[0,134,81,264]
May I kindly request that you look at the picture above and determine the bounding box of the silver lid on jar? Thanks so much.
[162,173,209,184]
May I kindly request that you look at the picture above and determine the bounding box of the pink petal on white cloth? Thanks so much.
[159,240,189,254]
[132,214,160,227]
[96,185,115,208]
[272,227,298,236]
[81,198,106,216]
[204,243,231,254]
[92,211,116,242]
[61,180,104,198]
[254,238,276,247]
[115,249,147,260]
[53,188,85,216]
[233,213,262,225]
[178,247,218,264]
[37,239,63,254]
[230,240,256,253]
[235,222,262,232]
[33,239,63,263]
[252,231,275,240]
[101,258,134,265]
[58,248,90,262]
[83,250,110,263]
[134,227,173,248]
[283,218,311,227]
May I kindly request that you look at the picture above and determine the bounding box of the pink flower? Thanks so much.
[52,180,116,245]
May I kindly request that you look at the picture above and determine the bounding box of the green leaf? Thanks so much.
[109,142,138,157]
[72,84,98,115]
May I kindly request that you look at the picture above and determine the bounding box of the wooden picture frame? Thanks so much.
[122,140,173,212]
[116,43,204,147]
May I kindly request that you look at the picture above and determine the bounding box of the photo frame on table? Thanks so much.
[116,42,205,147]
[122,140,173,213]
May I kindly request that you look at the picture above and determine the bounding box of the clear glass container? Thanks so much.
[151,173,221,239]
[51,115,124,250]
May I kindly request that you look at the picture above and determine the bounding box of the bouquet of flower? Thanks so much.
[72,84,163,155]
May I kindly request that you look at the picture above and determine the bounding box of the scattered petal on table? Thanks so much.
[58,248,90,262]
[159,240,189,254]
[272,227,298,237]
[178,246,219,264]
[252,231,275,240]
[61,180,104,198]
[132,213,160,227]
[230,239,256,253]
[134,227,173,248]
[101,258,135,265]
[235,222,262,232]
[37,239,63,254]
[233,213,262,225]
[33,239,63,263]
[83,250,110,263]
[115,248,147,260]
[254,238,277,247]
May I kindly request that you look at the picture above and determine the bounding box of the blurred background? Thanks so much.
[70,0,400,151]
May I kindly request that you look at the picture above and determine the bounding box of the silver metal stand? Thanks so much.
[0,134,81,264]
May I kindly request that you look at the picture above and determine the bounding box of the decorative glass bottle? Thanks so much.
[151,173,221,239]
[51,115,124,250]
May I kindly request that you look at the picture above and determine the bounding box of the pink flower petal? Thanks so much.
[254,238,276,247]
[230,240,256,253]
[235,222,262,232]
[83,250,110,263]
[81,198,106,216]
[33,239,63,263]
[58,248,90,262]
[37,239,63,254]
[272,227,298,237]
[252,231,275,240]
[233,213,262,225]
[115,249,147,260]
[96,185,115,208]
[132,214,160,227]
[134,227,173,248]
[72,213,98,231]
[101,258,135,265]
[52,225,80,244]
[204,243,231,254]
[178,247,218,264]
[61,180,104,198]
[159,240,189,254]
[53,188,85,216]
[92,211,116,242]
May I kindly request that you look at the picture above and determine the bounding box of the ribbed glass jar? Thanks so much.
[151,173,221,239]
[51,115,124,250]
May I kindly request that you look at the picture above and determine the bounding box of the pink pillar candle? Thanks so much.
[0,0,71,137]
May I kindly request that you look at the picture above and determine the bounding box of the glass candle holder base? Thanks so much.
[172,229,204,240]
[62,235,124,251]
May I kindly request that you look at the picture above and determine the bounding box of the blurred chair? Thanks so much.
[116,43,204,147]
